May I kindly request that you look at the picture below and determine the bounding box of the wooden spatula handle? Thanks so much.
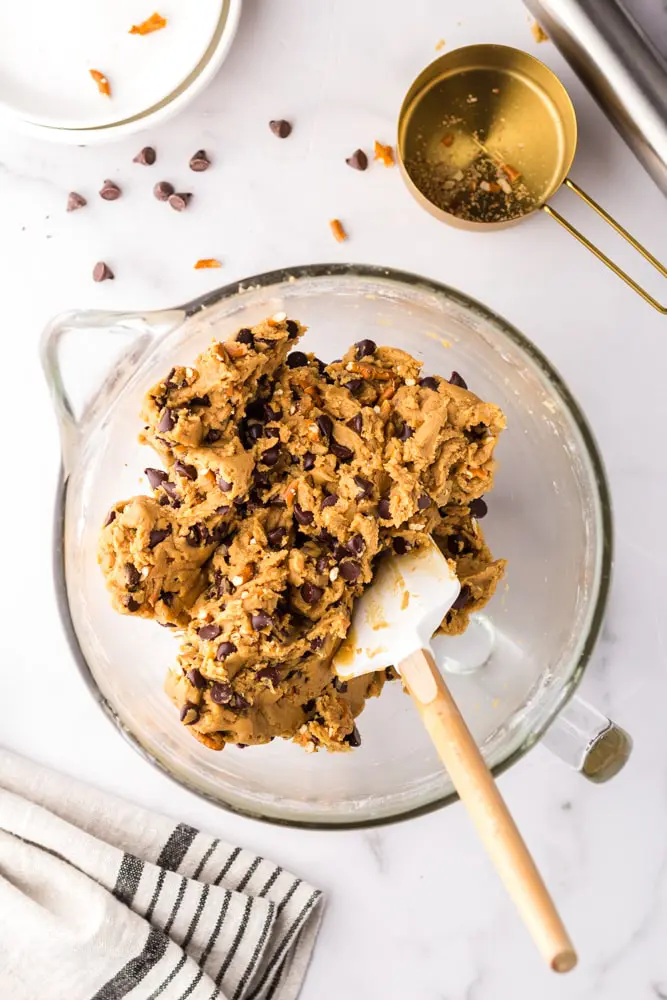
[400,648,577,973]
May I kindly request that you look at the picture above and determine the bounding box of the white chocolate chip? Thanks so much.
[305,741,316,754]
[345,362,354,371]
[408,523,425,531]
[404,378,416,386]
[329,567,339,582]
[249,538,257,546]
[197,609,209,619]
[185,367,194,377]
[299,724,308,735]
[373,405,381,414]
[274,388,283,396]
[141,567,149,578]
[240,590,249,598]
[289,405,296,415]
[231,575,244,587]
[272,311,286,322]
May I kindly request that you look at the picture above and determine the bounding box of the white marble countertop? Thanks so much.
[2,0,667,996]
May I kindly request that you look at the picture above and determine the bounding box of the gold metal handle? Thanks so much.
[543,178,667,314]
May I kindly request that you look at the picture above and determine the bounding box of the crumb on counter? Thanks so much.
[130,12,167,35]
[330,219,347,242]
[373,141,395,167]
[89,69,111,96]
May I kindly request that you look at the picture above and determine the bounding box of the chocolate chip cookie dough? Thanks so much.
[99,315,506,753]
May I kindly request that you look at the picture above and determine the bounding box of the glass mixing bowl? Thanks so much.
[42,264,630,827]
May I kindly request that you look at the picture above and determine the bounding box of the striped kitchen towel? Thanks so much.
[0,749,323,1000]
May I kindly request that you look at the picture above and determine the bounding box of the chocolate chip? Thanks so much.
[93,261,114,282]
[347,413,363,435]
[217,476,232,492]
[216,641,237,660]
[470,497,488,519]
[321,493,338,509]
[339,559,361,582]
[251,611,273,630]
[346,149,368,170]
[145,468,168,489]
[392,536,408,555]
[301,582,324,604]
[315,555,329,573]
[260,444,281,467]
[199,624,222,641]
[344,379,364,396]
[158,494,170,506]
[104,509,116,527]
[134,146,156,165]
[294,505,314,526]
[149,527,170,548]
[333,676,348,692]
[286,319,299,338]
[153,180,174,201]
[419,376,439,390]
[187,668,206,689]
[257,666,280,685]
[67,191,86,212]
[310,636,324,651]
[449,371,468,389]
[210,682,233,704]
[354,476,373,500]
[346,534,365,556]
[179,703,200,725]
[99,179,121,201]
[344,724,361,747]
[159,590,175,606]
[378,498,391,519]
[174,460,197,480]
[316,414,333,442]
[186,524,204,547]
[247,423,264,443]
[330,439,354,461]
[452,585,472,610]
[446,534,467,555]
[125,563,141,589]
[269,119,292,138]
[286,351,308,369]
[417,493,431,510]
[168,192,192,212]
[266,427,280,439]
[126,597,141,612]
[189,149,211,171]
[355,339,376,359]
[162,480,178,499]
[157,408,175,432]
[267,527,286,548]
[231,693,249,710]
[264,403,281,422]
[303,699,316,713]
[302,452,315,471]
[253,470,270,490]
[189,395,210,409]
[397,423,413,441]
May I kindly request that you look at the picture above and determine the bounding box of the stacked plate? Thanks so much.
[0,0,242,142]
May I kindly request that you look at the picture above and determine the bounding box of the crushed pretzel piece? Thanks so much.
[531,20,549,43]
[501,163,521,183]
[194,258,222,269]
[373,141,395,167]
[130,12,167,35]
[329,219,347,243]
[89,69,111,97]
[435,38,446,51]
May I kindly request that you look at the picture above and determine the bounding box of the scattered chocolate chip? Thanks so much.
[180,703,200,725]
[104,509,116,527]
[216,641,237,660]
[446,534,467,555]
[302,699,316,713]
[174,460,197,480]
[168,192,192,212]
[257,666,280,685]
[93,261,114,282]
[125,563,141,589]
[333,676,348,692]
[397,422,413,441]
[234,329,253,350]
[419,376,439,390]
[469,497,488,519]
[210,681,233,704]
[133,146,156,165]
[301,582,324,604]
[302,452,315,471]
[157,408,175,432]
[269,119,292,138]
[159,590,175,606]
[260,444,281,467]
[286,351,308,369]
[294,505,314,526]
[339,559,361,582]
[145,468,168,490]
[346,149,368,171]
[158,495,170,506]
[392,536,408,555]
[99,179,121,201]
[319,529,335,547]
[247,423,264,444]
[449,371,468,389]
[378,497,391,519]
[67,191,87,212]
[189,395,210,409]
[345,724,362,747]
[321,493,338,509]
[189,149,211,172]
[186,524,204,547]
[286,319,299,338]
[310,636,324,651]
[329,440,353,464]
[199,624,222,641]
[468,422,487,440]
[162,480,178,499]
[315,555,329,574]
[354,475,373,500]
[217,476,232,492]
[153,180,174,201]
[347,413,363,435]
[343,379,364,396]
[187,668,206,689]
[251,611,273,630]
[267,527,286,548]
[266,427,280,438]
[316,414,333,442]
[149,527,170,549]
[231,693,250,710]
[417,493,431,510]
[452,585,472,610]
[355,339,376,359]
[346,534,365,555]
[126,597,141,612]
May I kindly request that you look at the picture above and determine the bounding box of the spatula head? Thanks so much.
[333,536,460,679]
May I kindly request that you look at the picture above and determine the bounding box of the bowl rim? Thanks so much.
[53,262,613,829]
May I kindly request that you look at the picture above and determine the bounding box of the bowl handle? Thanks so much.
[541,694,632,783]
[40,307,185,472]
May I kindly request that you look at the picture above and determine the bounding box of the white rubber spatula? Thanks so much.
[333,537,577,973]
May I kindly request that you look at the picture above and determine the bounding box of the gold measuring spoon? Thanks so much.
[398,44,666,313]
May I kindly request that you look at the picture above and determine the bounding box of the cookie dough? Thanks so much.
[99,315,506,752]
